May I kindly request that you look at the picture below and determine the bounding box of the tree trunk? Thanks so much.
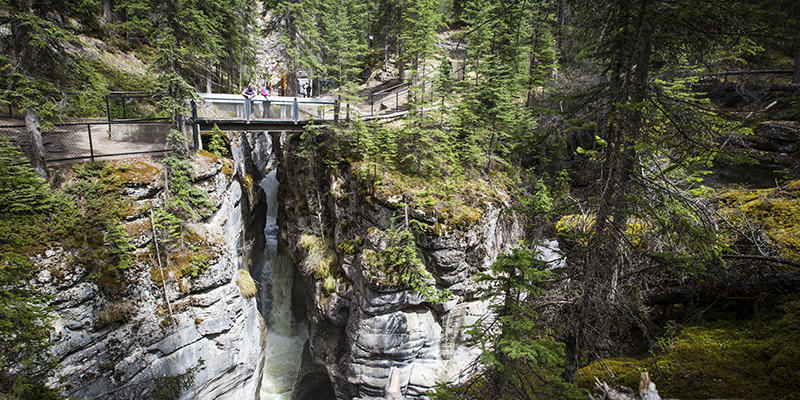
[102,0,113,24]
[206,60,212,94]
[25,108,46,178]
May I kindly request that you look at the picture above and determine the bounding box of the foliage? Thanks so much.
[208,124,230,157]
[364,217,451,304]
[151,358,205,400]
[96,300,136,326]
[714,180,800,262]
[435,246,583,399]
[0,372,65,400]
[237,269,258,299]
[162,155,215,221]
[0,138,56,387]
[298,234,339,281]
[150,153,216,284]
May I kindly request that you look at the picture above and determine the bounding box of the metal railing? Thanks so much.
[192,93,338,125]
[1,120,175,164]
[357,65,466,118]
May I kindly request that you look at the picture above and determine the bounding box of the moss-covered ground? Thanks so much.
[577,294,800,399]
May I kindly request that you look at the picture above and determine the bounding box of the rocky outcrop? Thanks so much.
[277,133,524,399]
[37,148,270,400]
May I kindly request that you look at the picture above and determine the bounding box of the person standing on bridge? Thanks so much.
[242,83,257,120]
[261,82,273,118]
[262,82,273,97]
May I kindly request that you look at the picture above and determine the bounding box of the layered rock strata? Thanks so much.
[277,132,524,400]
[37,145,270,400]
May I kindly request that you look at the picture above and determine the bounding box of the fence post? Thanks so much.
[245,98,251,124]
[370,94,374,117]
[87,124,95,163]
[346,103,350,122]
[106,95,111,137]
[122,96,127,119]
[191,99,199,150]
[396,91,399,113]
[293,97,299,124]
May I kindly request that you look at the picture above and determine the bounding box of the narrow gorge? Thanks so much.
[34,128,522,400]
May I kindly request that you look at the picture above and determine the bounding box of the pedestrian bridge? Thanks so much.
[191,93,339,132]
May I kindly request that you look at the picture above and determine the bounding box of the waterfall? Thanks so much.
[259,169,308,400]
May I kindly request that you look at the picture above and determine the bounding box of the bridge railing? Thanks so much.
[192,93,338,125]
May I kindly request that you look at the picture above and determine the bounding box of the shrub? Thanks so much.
[237,269,258,299]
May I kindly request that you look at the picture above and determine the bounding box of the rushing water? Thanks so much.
[259,169,308,400]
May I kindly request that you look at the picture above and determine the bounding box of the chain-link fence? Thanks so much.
[1,121,176,164]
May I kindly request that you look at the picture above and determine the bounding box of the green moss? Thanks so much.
[352,162,497,229]
[361,248,405,287]
[576,296,800,399]
[715,181,800,262]
[114,160,161,186]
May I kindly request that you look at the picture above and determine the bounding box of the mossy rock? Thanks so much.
[114,160,162,186]
[715,181,800,262]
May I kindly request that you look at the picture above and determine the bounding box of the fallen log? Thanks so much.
[644,271,800,306]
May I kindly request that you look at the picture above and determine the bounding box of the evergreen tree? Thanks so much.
[318,0,370,111]
[552,0,759,381]
[0,136,55,382]
[263,0,323,96]
[436,246,582,399]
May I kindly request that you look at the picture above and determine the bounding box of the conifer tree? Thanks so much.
[552,0,759,382]
[263,0,323,97]
[0,136,55,380]
[437,246,582,399]
[318,0,370,111]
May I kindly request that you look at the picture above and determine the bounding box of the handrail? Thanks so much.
[197,93,336,104]
[193,93,339,126]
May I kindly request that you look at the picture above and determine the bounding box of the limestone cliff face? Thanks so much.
[36,142,272,400]
[276,133,524,399]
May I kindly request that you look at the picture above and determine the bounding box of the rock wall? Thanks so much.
[37,142,272,400]
[276,132,524,399]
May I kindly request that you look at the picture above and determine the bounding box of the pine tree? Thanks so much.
[0,136,55,379]
[263,0,323,97]
[553,0,760,382]
[318,0,370,111]
[437,246,582,399]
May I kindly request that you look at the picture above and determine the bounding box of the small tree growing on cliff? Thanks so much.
[434,246,583,399]
[367,216,451,304]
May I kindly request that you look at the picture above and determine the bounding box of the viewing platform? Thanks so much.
[192,93,338,131]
